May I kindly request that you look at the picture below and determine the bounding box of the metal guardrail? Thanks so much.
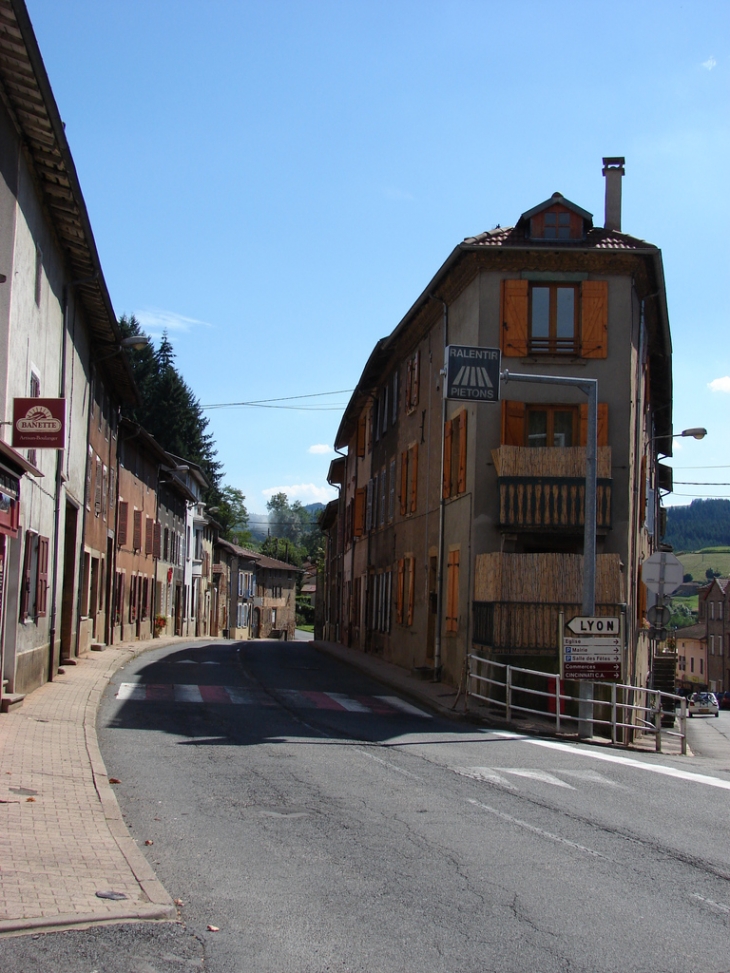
[467,654,687,754]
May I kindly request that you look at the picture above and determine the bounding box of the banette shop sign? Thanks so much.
[12,398,66,449]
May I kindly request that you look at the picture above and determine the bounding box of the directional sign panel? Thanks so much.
[567,616,620,635]
[445,345,501,402]
[563,636,622,681]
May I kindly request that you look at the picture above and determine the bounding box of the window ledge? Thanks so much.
[520,356,588,366]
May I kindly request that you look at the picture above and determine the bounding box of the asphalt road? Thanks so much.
[6,639,730,973]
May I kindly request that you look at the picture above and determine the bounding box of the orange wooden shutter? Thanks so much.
[400,451,408,515]
[357,414,366,456]
[133,510,142,551]
[581,281,608,358]
[396,558,405,623]
[457,410,467,494]
[145,517,154,555]
[407,556,415,626]
[411,351,420,407]
[579,403,609,447]
[36,536,49,617]
[153,521,162,558]
[117,501,128,546]
[409,444,418,513]
[501,279,529,357]
[501,400,526,446]
[354,487,366,536]
[443,419,453,499]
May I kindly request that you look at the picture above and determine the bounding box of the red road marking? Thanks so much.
[199,685,232,703]
[299,690,348,710]
[145,685,174,701]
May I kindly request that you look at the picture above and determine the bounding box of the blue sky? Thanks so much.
[25,0,729,512]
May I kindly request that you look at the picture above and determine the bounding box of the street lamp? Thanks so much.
[92,334,151,364]
[676,428,707,440]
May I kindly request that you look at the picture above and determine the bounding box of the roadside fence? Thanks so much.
[466,654,687,754]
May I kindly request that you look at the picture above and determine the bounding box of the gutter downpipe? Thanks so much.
[433,298,448,682]
[47,285,71,681]
[501,369,597,738]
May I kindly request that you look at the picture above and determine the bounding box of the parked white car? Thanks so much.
[688,692,719,718]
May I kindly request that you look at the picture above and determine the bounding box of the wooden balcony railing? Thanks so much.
[498,476,612,531]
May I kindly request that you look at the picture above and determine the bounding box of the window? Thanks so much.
[501,400,609,447]
[443,411,467,499]
[391,370,399,424]
[153,521,161,558]
[388,457,396,522]
[354,487,366,537]
[529,284,578,355]
[446,549,460,633]
[379,466,386,526]
[501,279,608,359]
[357,413,367,457]
[399,445,419,516]
[526,405,578,447]
[27,371,40,468]
[691,657,695,673]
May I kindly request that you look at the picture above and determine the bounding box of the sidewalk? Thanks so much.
[311,639,689,756]
[0,636,202,936]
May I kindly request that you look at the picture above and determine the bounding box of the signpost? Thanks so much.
[445,345,501,402]
[641,551,683,597]
[561,613,624,683]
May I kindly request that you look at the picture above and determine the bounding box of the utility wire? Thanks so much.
[202,389,353,410]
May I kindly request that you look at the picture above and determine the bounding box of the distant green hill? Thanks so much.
[676,549,730,582]
[665,498,730,552]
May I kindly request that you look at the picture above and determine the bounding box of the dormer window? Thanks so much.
[529,206,584,241]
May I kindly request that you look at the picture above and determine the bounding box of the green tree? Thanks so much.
[118,317,223,500]
[216,486,252,547]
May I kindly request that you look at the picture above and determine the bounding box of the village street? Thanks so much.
[5,638,730,973]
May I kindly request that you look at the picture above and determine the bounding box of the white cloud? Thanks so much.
[702,55,717,71]
[708,376,730,393]
[135,308,212,337]
[262,483,337,504]
[308,444,333,455]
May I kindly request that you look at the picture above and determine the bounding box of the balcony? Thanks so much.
[493,446,612,532]
[472,551,624,655]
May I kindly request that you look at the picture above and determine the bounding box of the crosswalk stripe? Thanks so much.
[453,767,516,789]
[324,692,372,712]
[501,769,575,789]
[375,696,432,718]
[116,683,147,701]
[174,684,203,703]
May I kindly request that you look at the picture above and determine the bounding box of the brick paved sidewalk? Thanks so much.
[0,638,201,935]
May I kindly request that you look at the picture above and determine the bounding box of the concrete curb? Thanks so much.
[0,904,177,937]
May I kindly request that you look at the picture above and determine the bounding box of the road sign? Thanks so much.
[445,345,501,402]
[641,552,683,596]
[646,604,671,627]
[648,626,668,642]
[567,616,620,635]
[562,635,622,681]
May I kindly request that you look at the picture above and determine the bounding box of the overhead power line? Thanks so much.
[202,389,353,410]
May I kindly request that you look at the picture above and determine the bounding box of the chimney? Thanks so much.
[602,156,625,232]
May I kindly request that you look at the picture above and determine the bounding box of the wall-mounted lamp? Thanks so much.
[675,427,707,440]
[93,334,151,365]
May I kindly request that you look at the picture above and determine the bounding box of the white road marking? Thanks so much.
[176,659,197,664]
[558,769,625,787]
[375,696,432,718]
[116,683,146,701]
[690,893,730,916]
[526,738,730,791]
[502,768,575,789]
[174,684,203,703]
[453,767,517,789]
[355,749,426,781]
[201,661,220,665]
[325,692,372,713]
[468,799,607,859]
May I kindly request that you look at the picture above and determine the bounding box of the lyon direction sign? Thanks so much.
[445,345,501,402]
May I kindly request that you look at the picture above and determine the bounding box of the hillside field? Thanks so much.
[675,548,730,581]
